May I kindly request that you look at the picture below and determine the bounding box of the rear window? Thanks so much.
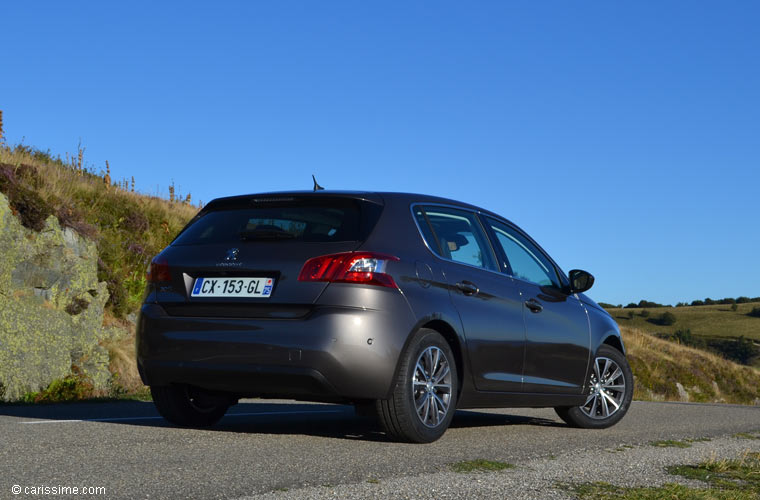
[173,198,379,245]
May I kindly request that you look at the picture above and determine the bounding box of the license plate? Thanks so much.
[191,277,274,298]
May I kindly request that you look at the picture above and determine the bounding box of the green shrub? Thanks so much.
[674,328,694,345]
[23,371,95,403]
[0,164,53,231]
[640,309,650,318]
[97,258,129,318]
[731,303,738,312]
[748,307,760,318]
[707,336,760,365]
[660,311,677,325]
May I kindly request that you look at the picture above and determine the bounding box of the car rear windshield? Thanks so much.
[172,198,381,245]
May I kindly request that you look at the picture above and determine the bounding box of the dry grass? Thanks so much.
[0,142,198,316]
[622,326,760,404]
[101,333,143,394]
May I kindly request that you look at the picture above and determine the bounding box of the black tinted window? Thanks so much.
[173,201,364,245]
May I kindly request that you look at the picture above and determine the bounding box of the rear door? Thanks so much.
[484,217,591,394]
[414,205,526,392]
[154,196,382,316]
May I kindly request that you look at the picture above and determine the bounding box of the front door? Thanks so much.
[485,217,591,394]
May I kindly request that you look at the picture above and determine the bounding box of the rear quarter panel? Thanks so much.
[357,195,473,400]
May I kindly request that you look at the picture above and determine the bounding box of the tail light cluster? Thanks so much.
[147,256,171,283]
[298,252,400,288]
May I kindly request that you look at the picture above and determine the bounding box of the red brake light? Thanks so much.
[298,252,400,288]
[147,256,171,283]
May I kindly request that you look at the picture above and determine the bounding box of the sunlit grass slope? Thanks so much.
[622,326,760,405]
[0,143,198,317]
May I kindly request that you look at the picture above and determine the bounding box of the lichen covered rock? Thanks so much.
[0,192,112,400]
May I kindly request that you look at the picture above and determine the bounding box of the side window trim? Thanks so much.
[420,208,443,255]
[478,213,513,276]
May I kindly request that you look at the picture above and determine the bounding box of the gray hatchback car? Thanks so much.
[137,191,633,442]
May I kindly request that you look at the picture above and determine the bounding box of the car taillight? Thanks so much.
[147,256,171,283]
[298,252,400,288]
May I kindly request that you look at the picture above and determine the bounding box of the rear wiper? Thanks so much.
[239,230,296,241]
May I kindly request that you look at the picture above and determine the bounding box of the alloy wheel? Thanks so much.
[412,346,453,428]
[581,356,626,419]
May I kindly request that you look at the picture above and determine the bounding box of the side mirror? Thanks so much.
[568,269,594,294]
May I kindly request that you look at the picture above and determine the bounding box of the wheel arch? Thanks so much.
[420,319,465,399]
[385,316,466,400]
[600,334,626,356]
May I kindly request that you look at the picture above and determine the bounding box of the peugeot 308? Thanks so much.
[137,192,632,442]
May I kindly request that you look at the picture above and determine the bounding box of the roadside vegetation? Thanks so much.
[567,452,760,500]
[649,438,711,449]
[609,303,760,368]
[0,142,198,318]
[0,139,197,402]
[450,459,514,473]
[622,326,760,404]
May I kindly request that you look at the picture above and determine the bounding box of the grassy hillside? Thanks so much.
[608,303,760,340]
[622,326,760,404]
[607,303,760,368]
[0,143,198,318]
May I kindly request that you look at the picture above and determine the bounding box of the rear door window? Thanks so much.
[414,206,498,271]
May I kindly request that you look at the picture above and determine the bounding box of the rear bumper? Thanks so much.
[136,300,416,402]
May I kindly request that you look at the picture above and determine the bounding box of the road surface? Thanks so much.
[1,400,758,499]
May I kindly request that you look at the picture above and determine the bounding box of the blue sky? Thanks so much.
[2,2,758,306]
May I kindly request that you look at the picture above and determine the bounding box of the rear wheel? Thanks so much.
[151,385,231,427]
[555,344,633,429]
[376,329,458,443]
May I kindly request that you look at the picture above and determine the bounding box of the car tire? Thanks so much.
[555,344,633,429]
[151,384,231,427]
[376,329,458,443]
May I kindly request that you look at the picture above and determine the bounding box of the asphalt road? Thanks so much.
[1,400,758,499]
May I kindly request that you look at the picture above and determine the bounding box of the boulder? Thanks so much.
[0,192,112,400]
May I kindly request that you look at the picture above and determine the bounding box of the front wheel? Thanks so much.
[555,344,633,429]
[376,329,458,443]
[151,384,231,427]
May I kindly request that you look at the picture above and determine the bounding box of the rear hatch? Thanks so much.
[153,193,384,318]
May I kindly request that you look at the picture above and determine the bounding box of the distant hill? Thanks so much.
[605,303,760,368]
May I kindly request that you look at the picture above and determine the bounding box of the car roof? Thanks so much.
[205,190,504,219]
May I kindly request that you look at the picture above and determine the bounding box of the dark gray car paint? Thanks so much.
[137,191,624,410]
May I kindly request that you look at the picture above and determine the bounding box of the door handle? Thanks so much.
[525,298,543,313]
[455,281,479,296]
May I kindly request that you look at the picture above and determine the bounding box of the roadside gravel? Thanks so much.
[247,434,760,500]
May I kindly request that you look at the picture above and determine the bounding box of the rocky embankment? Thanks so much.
[0,192,121,400]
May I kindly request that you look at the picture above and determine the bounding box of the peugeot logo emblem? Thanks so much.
[225,248,240,261]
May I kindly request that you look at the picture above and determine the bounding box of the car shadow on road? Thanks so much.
[1,400,564,442]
